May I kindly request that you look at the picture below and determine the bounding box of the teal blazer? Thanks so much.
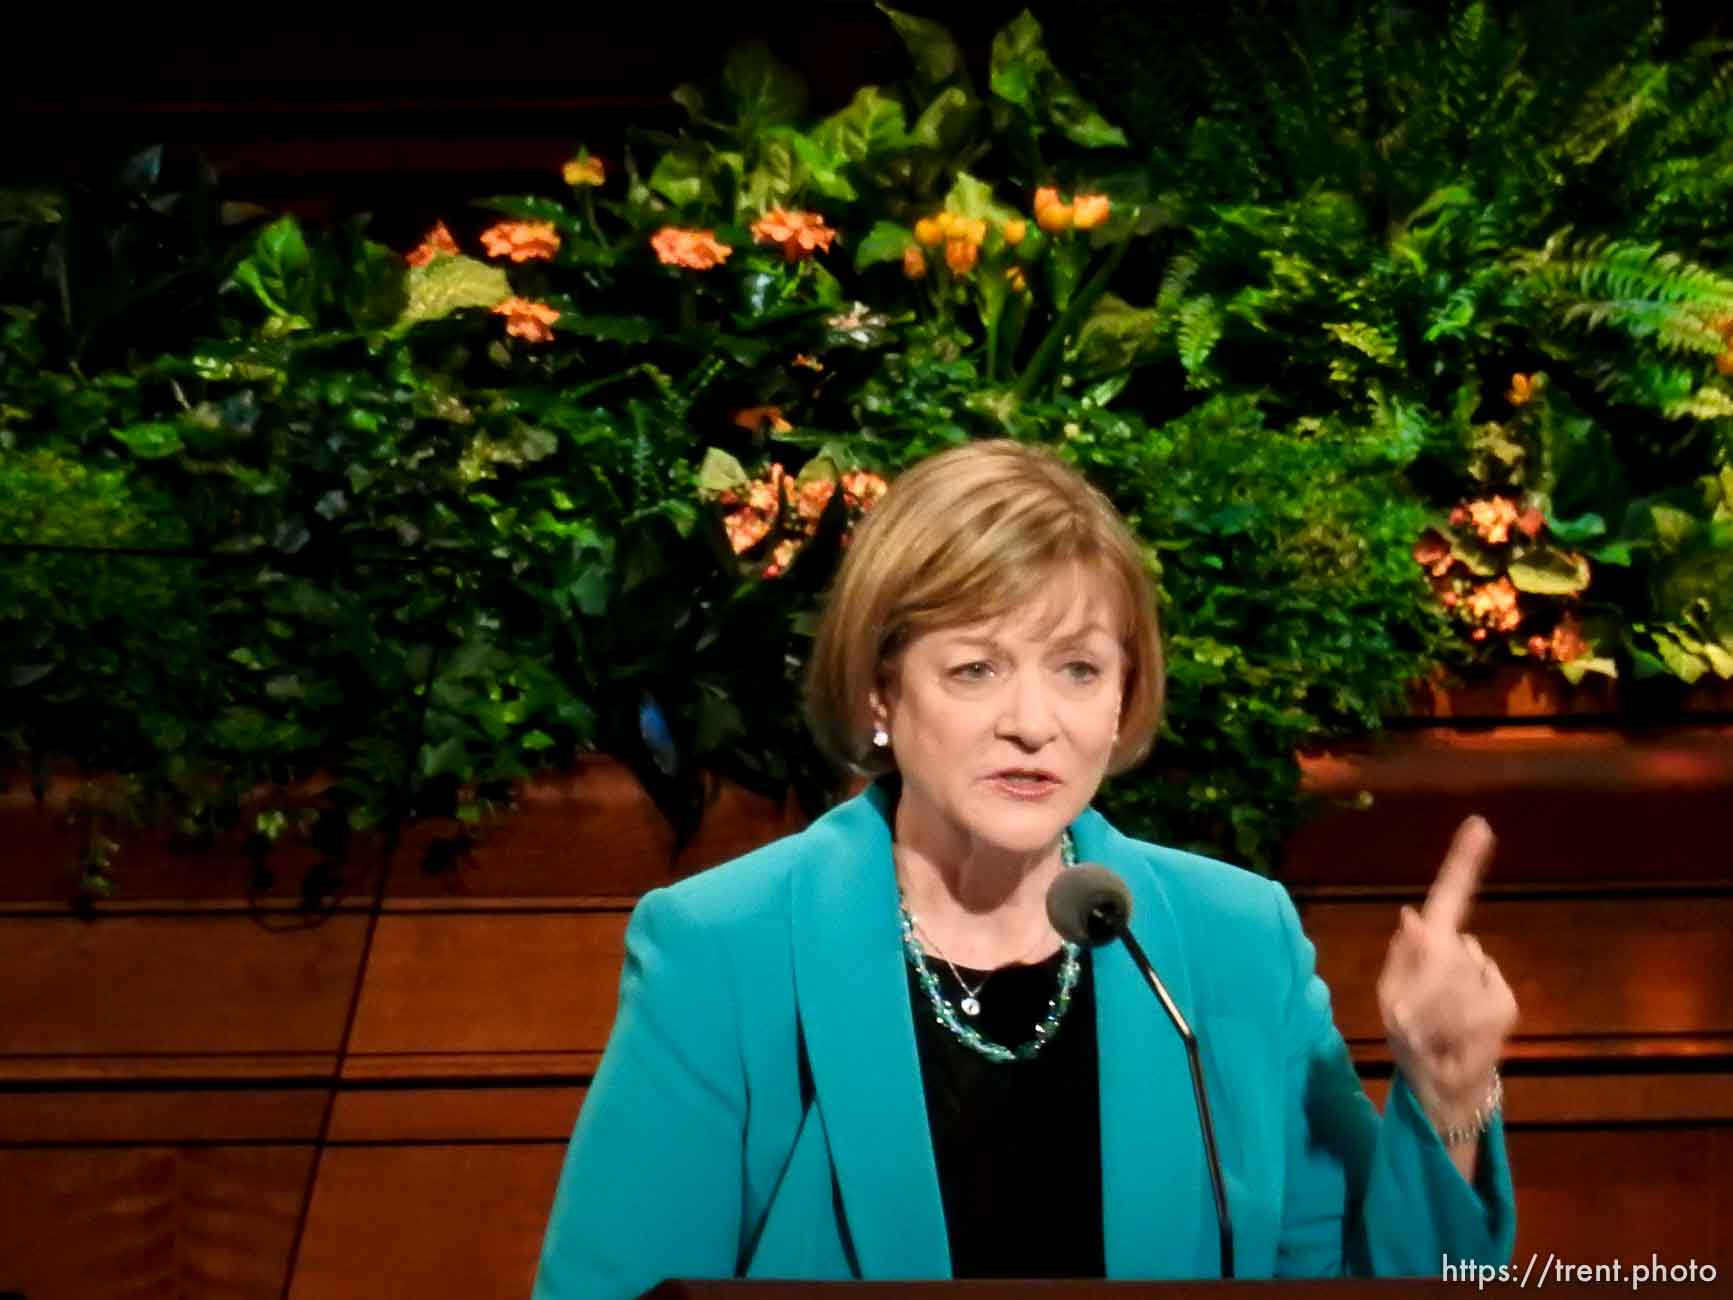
[534,782,1516,1298]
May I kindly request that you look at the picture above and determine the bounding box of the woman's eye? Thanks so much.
[1064,661,1102,683]
[950,661,993,682]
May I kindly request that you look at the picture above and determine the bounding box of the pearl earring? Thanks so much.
[871,725,890,748]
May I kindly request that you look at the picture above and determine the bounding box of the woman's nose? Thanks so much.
[996,674,1058,747]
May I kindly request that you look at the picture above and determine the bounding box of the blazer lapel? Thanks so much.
[1073,812,1216,1279]
[789,782,951,1279]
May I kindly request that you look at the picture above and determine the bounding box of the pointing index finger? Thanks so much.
[1421,815,1495,934]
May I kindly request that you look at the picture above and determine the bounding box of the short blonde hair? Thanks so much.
[804,439,1163,776]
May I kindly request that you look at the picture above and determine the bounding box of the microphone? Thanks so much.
[1048,865,1235,1280]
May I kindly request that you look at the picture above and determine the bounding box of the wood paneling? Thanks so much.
[387,760,806,900]
[1287,726,1733,887]
[0,1145,313,1300]
[325,1085,583,1144]
[1506,1127,1731,1268]
[0,913,369,1056]
[346,912,627,1057]
[287,1144,565,1300]
[0,1087,329,1145]
[1295,891,1733,1045]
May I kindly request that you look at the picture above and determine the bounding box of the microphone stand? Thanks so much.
[1116,924,1235,1280]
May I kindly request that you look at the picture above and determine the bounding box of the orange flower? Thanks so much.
[1507,372,1538,406]
[795,477,835,523]
[1034,186,1062,214]
[723,509,772,555]
[902,245,928,279]
[480,220,561,263]
[841,470,889,510]
[732,406,794,435]
[1001,219,1027,246]
[650,226,733,271]
[1550,614,1588,663]
[914,216,944,247]
[1716,349,1733,378]
[791,353,824,371]
[492,297,560,343]
[764,537,802,578]
[1465,577,1522,632]
[1467,496,1520,545]
[1527,634,1551,659]
[563,155,605,187]
[1036,201,1074,233]
[406,220,460,267]
[1516,506,1546,539]
[945,237,979,275]
[1412,530,1454,577]
[746,464,790,515]
[750,209,839,262]
[1071,194,1111,230]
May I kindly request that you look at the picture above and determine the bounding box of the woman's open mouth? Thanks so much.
[986,769,1061,799]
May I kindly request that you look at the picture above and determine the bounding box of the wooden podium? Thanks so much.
[648,1281,1486,1297]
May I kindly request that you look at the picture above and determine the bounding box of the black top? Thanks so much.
[905,945,1106,1279]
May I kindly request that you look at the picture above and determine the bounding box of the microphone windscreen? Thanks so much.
[1046,864,1133,946]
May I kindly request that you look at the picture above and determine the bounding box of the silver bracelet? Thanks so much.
[1437,1068,1504,1147]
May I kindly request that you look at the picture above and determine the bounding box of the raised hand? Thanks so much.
[1376,816,1518,1145]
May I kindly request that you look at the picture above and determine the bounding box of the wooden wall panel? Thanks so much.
[0,913,369,1056]
[1294,892,1733,1046]
[387,761,806,900]
[287,1144,565,1300]
[0,1145,314,1300]
[1288,726,1733,887]
[346,912,627,1058]
[1505,1127,1731,1269]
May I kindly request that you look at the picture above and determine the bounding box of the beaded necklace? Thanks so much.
[897,830,1082,1064]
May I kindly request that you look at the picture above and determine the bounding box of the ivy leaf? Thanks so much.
[111,420,183,459]
[743,135,798,213]
[649,149,711,208]
[854,220,915,271]
[1507,547,1591,594]
[721,42,807,133]
[229,215,317,330]
[988,11,1127,149]
[786,134,857,202]
[878,4,965,89]
[813,88,909,164]
[911,86,979,152]
[395,255,510,330]
[471,195,581,235]
[698,447,751,496]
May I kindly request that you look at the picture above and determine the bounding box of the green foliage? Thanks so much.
[4,4,1731,886]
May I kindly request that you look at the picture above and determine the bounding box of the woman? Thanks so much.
[533,440,1517,1297]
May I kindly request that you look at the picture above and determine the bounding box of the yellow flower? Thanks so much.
[1071,194,1111,230]
[650,226,733,271]
[480,220,561,263]
[750,209,839,262]
[944,237,979,275]
[1006,265,1028,293]
[492,297,560,344]
[405,220,460,267]
[562,154,605,187]
[1001,218,1027,246]
[1507,372,1538,406]
[914,216,944,246]
[902,245,928,279]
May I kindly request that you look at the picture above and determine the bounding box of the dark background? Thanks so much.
[7,1,1728,249]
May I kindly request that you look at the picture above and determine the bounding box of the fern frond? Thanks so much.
[1176,295,1225,384]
